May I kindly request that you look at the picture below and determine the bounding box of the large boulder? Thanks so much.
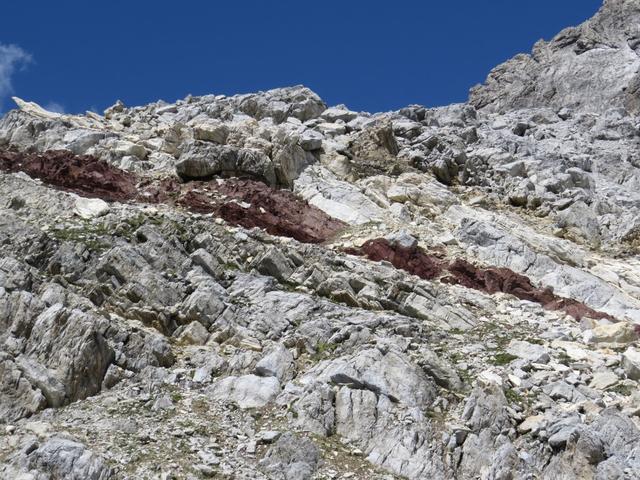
[176,142,277,185]
[622,347,640,380]
[259,432,320,480]
[239,86,326,123]
[303,346,437,408]
[3,436,115,480]
[208,374,281,409]
[255,344,296,383]
[20,304,114,407]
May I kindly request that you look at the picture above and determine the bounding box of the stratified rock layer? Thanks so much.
[0,148,346,244]
[0,149,137,201]
[2,3,640,479]
[347,238,615,321]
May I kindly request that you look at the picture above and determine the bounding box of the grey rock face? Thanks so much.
[0,294,114,420]
[259,433,320,480]
[175,320,210,345]
[3,436,115,480]
[305,346,437,407]
[2,3,640,479]
[176,142,277,185]
[255,344,296,382]
[209,374,281,409]
[506,340,550,364]
[622,347,640,379]
[0,354,47,422]
[470,0,640,114]
[238,85,327,123]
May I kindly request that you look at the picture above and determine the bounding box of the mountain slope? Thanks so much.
[1,2,640,479]
[470,0,640,114]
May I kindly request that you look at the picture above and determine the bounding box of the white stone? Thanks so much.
[209,375,280,409]
[589,371,618,390]
[585,322,638,347]
[177,321,209,346]
[73,197,110,219]
[12,96,62,119]
[478,370,503,386]
[506,340,550,364]
[193,121,229,144]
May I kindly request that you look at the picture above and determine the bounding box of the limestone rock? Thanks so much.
[193,121,229,144]
[176,142,277,186]
[4,436,114,479]
[470,0,640,114]
[589,371,618,390]
[1,4,640,478]
[622,347,640,380]
[259,432,320,480]
[255,344,296,383]
[74,196,110,219]
[209,375,280,409]
[586,322,638,346]
[506,340,550,364]
[175,321,210,345]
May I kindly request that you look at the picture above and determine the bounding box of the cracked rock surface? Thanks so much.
[2,2,640,478]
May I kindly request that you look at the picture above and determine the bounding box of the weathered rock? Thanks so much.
[506,340,550,364]
[305,347,437,407]
[255,344,296,383]
[419,348,464,391]
[0,149,137,202]
[259,432,320,480]
[215,179,346,243]
[273,141,314,187]
[255,247,294,282]
[589,371,618,390]
[193,121,229,144]
[5,436,115,479]
[0,355,47,422]
[518,415,545,434]
[470,0,640,114]
[298,129,323,151]
[586,322,638,346]
[176,143,277,185]
[74,196,110,219]
[622,347,640,380]
[175,321,210,345]
[209,375,280,409]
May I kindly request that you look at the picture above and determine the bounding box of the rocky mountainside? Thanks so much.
[2,1,640,479]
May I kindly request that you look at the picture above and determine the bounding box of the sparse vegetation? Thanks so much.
[492,352,518,366]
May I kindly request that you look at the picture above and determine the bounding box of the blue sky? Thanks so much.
[1,0,602,115]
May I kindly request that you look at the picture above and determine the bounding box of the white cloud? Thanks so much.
[44,101,65,114]
[0,43,33,110]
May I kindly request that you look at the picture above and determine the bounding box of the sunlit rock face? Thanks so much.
[3,3,640,478]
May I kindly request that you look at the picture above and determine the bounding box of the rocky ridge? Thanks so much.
[2,1,640,479]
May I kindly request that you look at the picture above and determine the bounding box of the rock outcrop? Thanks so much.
[2,3,640,479]
[470,0,640,114]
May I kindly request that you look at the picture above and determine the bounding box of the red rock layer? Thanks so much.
[163,178,346,243]
[0,148,617,319]
[343,238,445,280]
[215,180,345,244]
[0,149,345,244]
[348,238,614,321]
[0,150,137,202]
[443,258,614,321]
